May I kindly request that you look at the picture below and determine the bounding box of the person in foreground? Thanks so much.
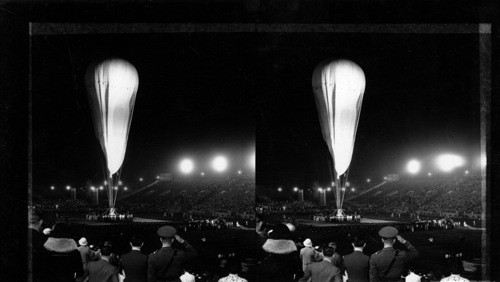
[148,225,197,282]
[43,222,84,282]
[260,223,301,281]
[369,226,419,282]
[120,236,148,282]
[299,246,342,282]
[86,245,119,282]
[440,255,470,282]
[343,233,370,282]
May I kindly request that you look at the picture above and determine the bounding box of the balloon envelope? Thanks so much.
[86,58,139,175]
[312,59,365,176]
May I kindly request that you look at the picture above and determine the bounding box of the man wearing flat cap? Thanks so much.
[148,225,197,282]
[369,226,419,282]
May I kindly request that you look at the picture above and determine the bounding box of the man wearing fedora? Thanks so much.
[369,226,419,282]
[300,238,316,272]
[76,237,92,282]
[148,225,197,282]
[299,246,342,282]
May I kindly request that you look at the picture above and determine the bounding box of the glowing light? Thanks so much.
[326,187,332,192]
[465,170,469,174]
[86,59,139,176]
[480,153,486,168]
[318,188,323,192]
[384,176,387,180]
[114,186,118,190]
[90,187,95,191]
[346,182,351,187]
[407,160,421,174]
[238,170,242,174]
[66,186,70,190]
[351,188,356,192]
[436,154,465,172]
[366,178,371,183]
[156,176,160,179]
[249,152,255,169]
[341,187,346,191]
[293,187,299,192]
[104,181,108,185]
[139,177,143,182]
[50,186,55,190]
[179,159,194,174]
[201,172,205,176]
[277,187,282,192]
[212,156,228,172]
[312,59,365,177]
[118,180,123,185]
[428,172,432,176]
[124,187,128,191]
[99,186,104,190]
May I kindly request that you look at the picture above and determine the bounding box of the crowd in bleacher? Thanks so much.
[33,175,255,224]
[258,172,482,219]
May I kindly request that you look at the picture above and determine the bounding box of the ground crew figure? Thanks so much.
[148,225,197,282]
[369,226,419,282]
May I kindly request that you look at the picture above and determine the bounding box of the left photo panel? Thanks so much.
[30,29,256,281]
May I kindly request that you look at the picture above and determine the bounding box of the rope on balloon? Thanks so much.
[340,169,350,210]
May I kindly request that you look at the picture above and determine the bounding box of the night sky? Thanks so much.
[32,33,256,192]
[31,31,481,195]
[256,33,481,192]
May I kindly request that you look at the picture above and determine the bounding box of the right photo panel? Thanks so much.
[256,29,485,282]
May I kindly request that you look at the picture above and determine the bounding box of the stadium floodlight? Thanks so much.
[212,156,228,172]
[480,153,486,168]
[407,160,421,174]
[277,187,282,192]
[179,159,194,174]
[436,154,465,172]
[249,152,255,169]
[293,187,299,192]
